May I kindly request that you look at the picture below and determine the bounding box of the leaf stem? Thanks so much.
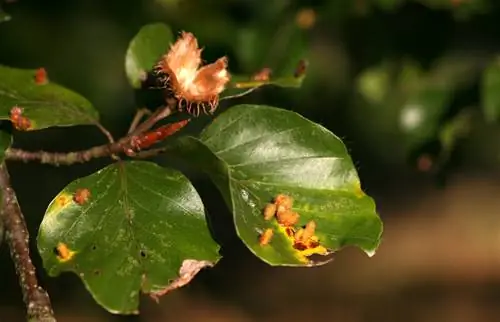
[4,105,176,166]
[127,108,152,134]
[0,163,56,322]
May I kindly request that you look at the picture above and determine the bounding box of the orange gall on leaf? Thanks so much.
[55,242,76,262]
[276,210,300,227]
[155,32,231,117]
[9,106,32,131]
[34,67,48,85]
[301,220,316,242]
[73,188,91,205]
[263,203,277,220]
[259,228,274,246]
[252,67,272,81]
[274,194,293,210]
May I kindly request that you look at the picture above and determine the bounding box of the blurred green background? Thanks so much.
[3,0,500,321]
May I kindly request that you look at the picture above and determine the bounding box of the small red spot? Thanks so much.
[34,68,48,85]
[73,188,91,205]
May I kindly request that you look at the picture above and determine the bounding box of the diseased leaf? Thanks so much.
[0,65,99,130]
[221,60,307,100]
[169,104,383,266]
[125,23,173,88]
[37,161,219,314]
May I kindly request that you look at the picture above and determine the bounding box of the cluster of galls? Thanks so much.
[260,194,327,258]
[152,32,231,117]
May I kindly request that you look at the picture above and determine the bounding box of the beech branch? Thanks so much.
[4,105,175,166]
[0,163,56,322]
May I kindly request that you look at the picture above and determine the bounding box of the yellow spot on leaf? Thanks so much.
[55,242,76,262]
[353,180,365,198]
[56,193,72,207]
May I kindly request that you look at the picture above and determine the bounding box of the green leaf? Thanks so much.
[482,60,500,123]
[125,23,173,88]
[221,66,306,100]
[37,161,219,314]
[169,105,383,266]
[0,65,99,130]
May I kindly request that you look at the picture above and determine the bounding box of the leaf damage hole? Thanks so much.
[93,269,101,276]
[140,250,147,258]
[91,245,97,251]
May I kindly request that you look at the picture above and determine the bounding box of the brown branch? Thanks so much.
[0,163,56,322]
[4,105,176,166]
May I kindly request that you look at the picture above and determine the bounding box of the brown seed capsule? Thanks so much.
[263,203,277,220]
[259,228,273,246]
[276,210,299,227]
[73,188,91,205]
[154,32,231,116]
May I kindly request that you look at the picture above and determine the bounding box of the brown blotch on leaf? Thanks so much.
[259,228,274,246]
[149,259,214,302]
[34,67,48,85]
[294,59,308,78]
[285,227,295,237]
[252,67,272,81]
[293,242,308,251]
[73,188,91,205]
